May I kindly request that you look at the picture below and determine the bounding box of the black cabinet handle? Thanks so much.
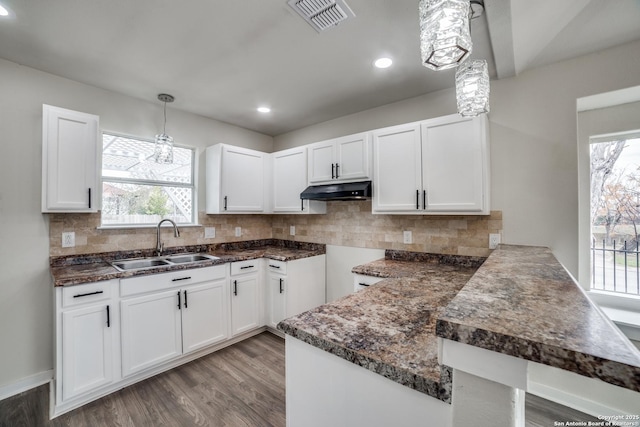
[106,305,110,327]
[73,290,103,298]
[171,276,191,282]
[223,196,228,211]
[335,163,339,179]
[331,163,335,179]
[240,265,254,270]
[423,190,426,210]
[269,264,280,269]
[88,188,92,209]
[184,290,188,309]
[301,198,304,211]
[233,280,238,296]
[416,189,419,210]
[177,291,181,310]
[359,283,370,287]
[279,278,284,294]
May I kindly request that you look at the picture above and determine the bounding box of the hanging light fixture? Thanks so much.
[455,59,490,116]
[419,0,472,71]
[154,93,175,164]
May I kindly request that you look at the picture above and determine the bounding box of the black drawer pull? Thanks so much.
[240,265,254,270]
[73,290,104,298]
[269,264,281,269]
[172,276,192,282]
[106,305,110,328]
[358,283,370,287]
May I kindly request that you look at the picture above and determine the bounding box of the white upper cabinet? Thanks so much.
[42,104,99,212]
[272,146,326,214]
[372,114,489,215]
[308,132,371,184]
[206,144,270,214]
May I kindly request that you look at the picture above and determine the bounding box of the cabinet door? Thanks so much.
[181,280,229,354]
[61,304,114,400]
[273,147,307,212]
[121,289,182,377]
[267,273,287,329]
[372,123,423,212]
[421,115,488,213]
[230,275,261,336]
[221,145,265,212]
[335,132,370,181]
[42,105,99,212]
[308,140,336,184]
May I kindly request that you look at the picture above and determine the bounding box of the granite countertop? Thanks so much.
[278,251,485,402]
[437,244,640,393]
[50,239,325,287]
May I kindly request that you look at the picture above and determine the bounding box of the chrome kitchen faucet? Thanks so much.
[156,219,180,256]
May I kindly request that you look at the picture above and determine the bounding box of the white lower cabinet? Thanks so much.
[230,260,262,336]
[120,265,228,378]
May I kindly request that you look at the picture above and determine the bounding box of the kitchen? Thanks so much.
[1,0,640,426]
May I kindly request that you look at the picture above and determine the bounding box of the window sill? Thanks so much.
[588,290,640,341]
[97,224,201,230]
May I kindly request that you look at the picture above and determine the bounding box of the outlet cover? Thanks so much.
[489,233,501,249]
[204,227,216,239]
[290,225,296,236]
[235,227,242,237]
[403,230,412,244]
[62,232,75,248]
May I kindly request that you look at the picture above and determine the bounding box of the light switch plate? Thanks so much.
[290,225,295,236]
[235,227,242,237]
[62,232,75,248]
[403,230,412,244]
[204,227,215,239]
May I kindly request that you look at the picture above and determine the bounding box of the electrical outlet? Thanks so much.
[489,233,501,249]
[62,232,75,248]
[290,225,295,236]
[235,227,242,237]
[403,230,412,244]
[204,227,215,239]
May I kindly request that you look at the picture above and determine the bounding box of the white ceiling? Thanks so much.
[1,0,639,136]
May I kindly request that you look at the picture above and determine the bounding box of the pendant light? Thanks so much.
[154,93,175,164]
[419,0,472,71]
[455,59,490,116]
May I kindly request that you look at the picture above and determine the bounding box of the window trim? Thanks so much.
[100,131,198,228]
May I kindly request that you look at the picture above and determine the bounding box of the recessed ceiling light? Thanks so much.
[257,106,271,113]
[374,57,393,69]
[0,4,9,16]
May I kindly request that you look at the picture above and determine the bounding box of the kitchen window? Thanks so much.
[101,133,195,226]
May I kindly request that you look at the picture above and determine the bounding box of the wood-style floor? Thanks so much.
[0,331,599,427]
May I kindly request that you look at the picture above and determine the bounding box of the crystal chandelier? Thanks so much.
[154,93,175,164]
[455,59,490,116]
[419,0,472,71]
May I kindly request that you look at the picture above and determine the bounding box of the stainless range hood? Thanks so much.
[300,181,372,201]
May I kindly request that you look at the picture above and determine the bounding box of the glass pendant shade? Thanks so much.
[154,93,175,164]
[419,0,472,71]
[455,59,490,116]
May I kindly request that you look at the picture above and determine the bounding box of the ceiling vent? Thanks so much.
[288,0,355,32]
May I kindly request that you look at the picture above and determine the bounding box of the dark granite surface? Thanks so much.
[279,251,481,401]
[51,239,325,287]
[437,244,640,392]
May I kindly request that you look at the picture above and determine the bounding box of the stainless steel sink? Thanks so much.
[110,253,219,272]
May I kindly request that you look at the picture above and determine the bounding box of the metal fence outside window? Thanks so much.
[591,238,640,295]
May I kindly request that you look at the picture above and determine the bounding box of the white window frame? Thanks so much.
[100,131,198,228]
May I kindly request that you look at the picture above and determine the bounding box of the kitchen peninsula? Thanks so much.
[278,245,640,427]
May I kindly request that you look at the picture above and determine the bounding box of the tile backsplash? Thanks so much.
[49,202,502,258]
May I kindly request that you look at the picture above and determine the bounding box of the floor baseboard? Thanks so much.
[0,370,53,402]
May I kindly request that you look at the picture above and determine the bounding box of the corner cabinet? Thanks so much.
[42,104,99,212]
[372,114,489,215]
[272,146,326,214]
[308,132,371,184]
[206,144,271,214]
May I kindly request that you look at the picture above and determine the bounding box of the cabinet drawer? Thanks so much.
[230,259,260,276]
[61,279,116,308]
[266,260,287,275]
[353,274,384,292]
[121,265,227,297]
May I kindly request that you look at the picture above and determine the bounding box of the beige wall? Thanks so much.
[0,57,273,390]
[274,39,640,278]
